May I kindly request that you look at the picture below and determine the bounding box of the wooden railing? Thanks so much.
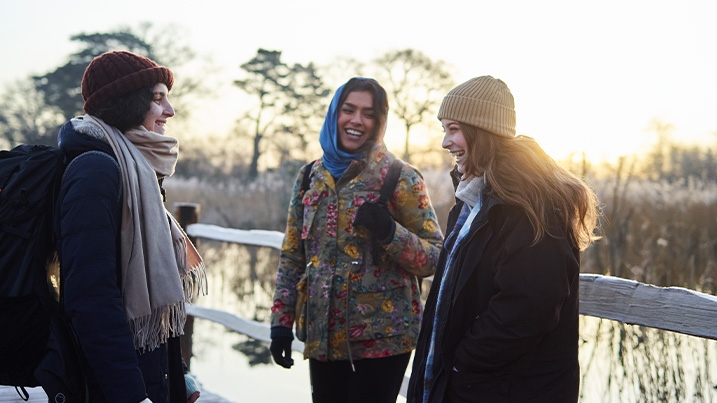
[185,221,717,341]
[176,205,717,398]
[182,222,299,350]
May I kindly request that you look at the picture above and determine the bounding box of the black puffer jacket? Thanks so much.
[53,118,187,403]
[408,187,580,403]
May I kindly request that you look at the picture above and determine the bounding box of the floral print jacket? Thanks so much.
[271,145,444,361]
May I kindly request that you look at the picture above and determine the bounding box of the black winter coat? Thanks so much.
[53,119,187,403]
[407,189,580,403]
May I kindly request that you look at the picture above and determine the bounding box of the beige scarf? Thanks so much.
[455,174,486,210]
[80,115,206,351]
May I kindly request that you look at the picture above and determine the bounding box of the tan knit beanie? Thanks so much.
[82,51,174,114]
[437,76,516,138]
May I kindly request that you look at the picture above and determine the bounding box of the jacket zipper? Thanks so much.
[304,260,312,358]
[347,260,358,372]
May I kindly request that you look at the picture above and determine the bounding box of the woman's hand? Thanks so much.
[270,336,295,368]
[354,202,396,243]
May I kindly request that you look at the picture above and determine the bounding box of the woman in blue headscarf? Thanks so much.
[270,77,444,403]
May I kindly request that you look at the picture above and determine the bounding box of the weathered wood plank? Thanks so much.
[185,305,304,353]
[579,273,717,340]
[187,223,284,250]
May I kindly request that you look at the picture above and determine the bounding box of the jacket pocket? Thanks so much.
[348,266,412,341]
[294,272,308,342]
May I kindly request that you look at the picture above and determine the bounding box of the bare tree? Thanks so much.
[373,49,455,163]
[0,79,65,147]
[132,22,217,124]
[32,23,211,123]
[234,49,330,179]
[319,56,367,89]
[277,62,331,165]
[0,22,213,158]
[643,118,675,181]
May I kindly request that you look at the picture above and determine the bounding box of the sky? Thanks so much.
[1,0,716,163]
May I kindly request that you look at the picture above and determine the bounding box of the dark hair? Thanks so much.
[91,86,154,132]
[337,78,389,148]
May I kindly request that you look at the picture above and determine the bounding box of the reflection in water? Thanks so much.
[193,241,278,366]
[190,242,717,403]
[579,316,717,402]
[191,321,313,403]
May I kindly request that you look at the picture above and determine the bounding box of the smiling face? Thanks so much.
[141,83,174,134]
[337,90,376,152]
[441,118,469,174]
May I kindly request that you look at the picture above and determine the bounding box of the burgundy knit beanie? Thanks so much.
[81,50,174,114]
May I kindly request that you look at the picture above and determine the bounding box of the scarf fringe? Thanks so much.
[174,236,208,302]
[184,261,208,302]
[131,237,207,352]
[130,302,186,352]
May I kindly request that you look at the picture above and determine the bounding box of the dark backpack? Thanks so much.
[0,144,87,401]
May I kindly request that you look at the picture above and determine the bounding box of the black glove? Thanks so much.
[354,202,396,243]
[270,332,294,369]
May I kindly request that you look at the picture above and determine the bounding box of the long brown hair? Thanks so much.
[460,123,601,251]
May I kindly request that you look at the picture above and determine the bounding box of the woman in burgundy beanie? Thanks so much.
[45,50,204,403]
[81,50,174,116]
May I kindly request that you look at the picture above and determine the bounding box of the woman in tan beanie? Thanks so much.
[42,51,204,403]
[408,76,601,403]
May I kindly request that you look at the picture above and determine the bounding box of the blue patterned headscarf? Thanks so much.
[319,82,361,178]
[319,77,389,178]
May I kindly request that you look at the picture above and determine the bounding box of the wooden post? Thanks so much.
[174,202,201,370]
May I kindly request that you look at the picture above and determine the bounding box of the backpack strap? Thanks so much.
[378,160,403,206]
[300,160,316,196]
